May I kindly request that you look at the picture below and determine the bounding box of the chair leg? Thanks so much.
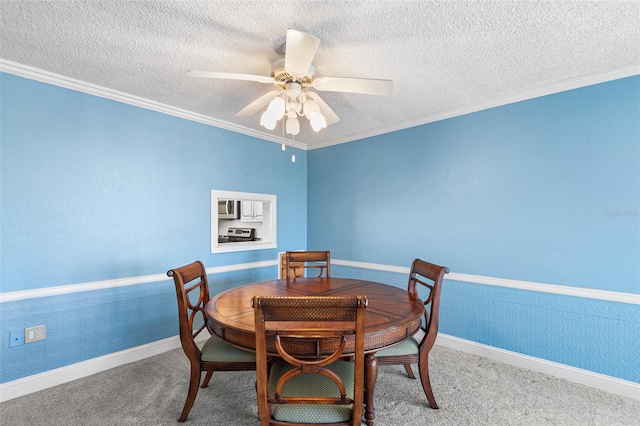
[417,356,438,409]
[403,364,416,379]
[178,364,202,422]
[201,371,213,388]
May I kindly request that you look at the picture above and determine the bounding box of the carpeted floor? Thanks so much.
[1,345,639,425]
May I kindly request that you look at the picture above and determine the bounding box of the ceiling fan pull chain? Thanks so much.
[281,118,286,151]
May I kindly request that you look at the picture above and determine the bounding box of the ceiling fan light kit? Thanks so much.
[187,28,393,161]
[259,83,328,136]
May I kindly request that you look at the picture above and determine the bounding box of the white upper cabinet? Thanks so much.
[240,200,263,222]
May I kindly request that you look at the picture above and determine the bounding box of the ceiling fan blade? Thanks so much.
[312,76,393,96]
[235,90,282,117]
[284,29,320,76]
[186,70,275,84]
[304,91,340,125]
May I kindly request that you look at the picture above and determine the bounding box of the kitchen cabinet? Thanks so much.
[240,200,263,222]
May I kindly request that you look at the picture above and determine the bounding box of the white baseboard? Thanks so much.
[2,331,637,403]
[436,334,640,401]
[0,333,207,403]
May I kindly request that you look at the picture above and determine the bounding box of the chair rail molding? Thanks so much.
[1,258,637,305]
[0,260,278,303]
[332,259,640,305]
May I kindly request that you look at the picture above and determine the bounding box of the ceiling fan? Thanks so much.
[186,29,393,136]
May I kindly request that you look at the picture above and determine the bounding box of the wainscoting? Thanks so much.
[1,259,638,402]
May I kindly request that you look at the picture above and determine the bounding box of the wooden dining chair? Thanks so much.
[285,250,331,279]
[167,261,258,422]
[252,295,367,426]
[375,258,449,409]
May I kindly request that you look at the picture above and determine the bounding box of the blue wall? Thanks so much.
[308,76,640,382]
[2,71,639,385]
[0,73,307,382]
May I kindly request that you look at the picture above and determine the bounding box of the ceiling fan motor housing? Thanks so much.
[271,58,315,85]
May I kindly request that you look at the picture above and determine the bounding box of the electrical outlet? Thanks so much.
[9,330,24,347]
[25,325,46,343]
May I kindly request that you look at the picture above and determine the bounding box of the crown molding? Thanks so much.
[2,59,638,151]
[0,59,310,150]
[307,62,640,150]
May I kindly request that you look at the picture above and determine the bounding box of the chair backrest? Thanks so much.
[408,258,449,351]
[252,295,367,426]
[167,261,210,363]
[285,250,331,279]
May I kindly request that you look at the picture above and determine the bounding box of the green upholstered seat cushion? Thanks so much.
[375,336,419,357]
[268,360,355,423]
[200,335,256,362]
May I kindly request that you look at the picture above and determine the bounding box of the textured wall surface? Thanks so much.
[309,76,640,382]
[0,73,306,383]
[1,72,638,387]
[331,265,639,383]
[308,76,639,293]
[0,267,277,383]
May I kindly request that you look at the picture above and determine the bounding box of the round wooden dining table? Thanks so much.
[205,277,424,426]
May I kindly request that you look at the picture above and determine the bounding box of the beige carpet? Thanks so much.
[1,345,639,425]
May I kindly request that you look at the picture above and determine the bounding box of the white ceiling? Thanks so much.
[1,1,639,149]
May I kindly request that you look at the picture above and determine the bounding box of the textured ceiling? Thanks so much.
[1,1,639,149]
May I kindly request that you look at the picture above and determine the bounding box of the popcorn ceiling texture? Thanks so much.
[1,1,638,147]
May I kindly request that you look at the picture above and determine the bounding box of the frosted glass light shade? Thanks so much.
[286,116,300,135]
[260,110,278,130]
[267,96,285,120]
[303,98,321,116]
[309,111,327,132]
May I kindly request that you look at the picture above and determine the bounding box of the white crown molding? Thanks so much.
[3,59,637,151]
[0,59,310,149]
[308,62,640,150]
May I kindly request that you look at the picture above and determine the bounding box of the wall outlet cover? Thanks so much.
[25,325,46,343]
